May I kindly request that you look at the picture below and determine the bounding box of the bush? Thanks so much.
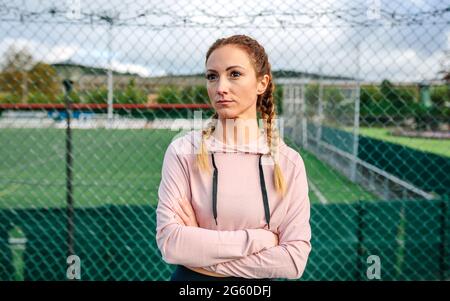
[430,85,449,110]
[156,85,211,104]
[360,81,420,126]
[156,85,182,104]
[190,86,209,104]
[56,91,81,104]
[273,84,283,115]
[178,86,208,104]
[0,93,20,104]
[116,79,147,104]
[28,91,50,103]
[84,87,108,104]
[360,85,383,117]
[413,85,450,130]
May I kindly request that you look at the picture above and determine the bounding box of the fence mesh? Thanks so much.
[0,0,449,280]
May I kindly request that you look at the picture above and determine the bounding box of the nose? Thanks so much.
[216,78,230,96]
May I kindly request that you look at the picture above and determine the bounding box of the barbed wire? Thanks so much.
[0,2,449,29]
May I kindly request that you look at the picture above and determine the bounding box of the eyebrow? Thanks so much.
[206,65,245,72]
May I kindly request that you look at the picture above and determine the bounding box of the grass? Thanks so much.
[0,128,175,208]
[0,127,382,280]
[346,127,450,158]
[285,137,378,204]
[0,128,376,209]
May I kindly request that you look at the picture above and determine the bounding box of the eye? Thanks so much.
[230,71,241,78]
[205,73,216,81]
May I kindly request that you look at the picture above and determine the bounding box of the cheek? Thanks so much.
[238,84,258,102]
[207,86,215,98]
[206,86,219,110]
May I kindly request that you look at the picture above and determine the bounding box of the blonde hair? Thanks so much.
[197,35,286,197]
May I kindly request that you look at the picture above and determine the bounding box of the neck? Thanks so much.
[212,118,262,146]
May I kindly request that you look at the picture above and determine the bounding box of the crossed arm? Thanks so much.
[155,144,311,279]
[172,184,311,279]
[156,195,279,276]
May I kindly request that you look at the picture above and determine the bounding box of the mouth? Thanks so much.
[216,99,234,104]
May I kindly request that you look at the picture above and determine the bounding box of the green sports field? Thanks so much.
[0,128,377,209]
[345,127,450,158]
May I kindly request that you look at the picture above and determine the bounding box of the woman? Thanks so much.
[156,34,311,281]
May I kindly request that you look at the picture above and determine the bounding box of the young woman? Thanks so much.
[156,34,311,281]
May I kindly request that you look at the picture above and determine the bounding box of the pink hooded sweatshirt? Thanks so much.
[156,129,311,279]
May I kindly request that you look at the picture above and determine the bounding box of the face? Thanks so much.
[205,45,270,120]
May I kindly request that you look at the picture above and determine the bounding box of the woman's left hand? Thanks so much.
[174,197,199,227]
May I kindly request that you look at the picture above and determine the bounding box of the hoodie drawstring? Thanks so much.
[211,152,218,226]
[210,153,270,229]
[258,154,271,229]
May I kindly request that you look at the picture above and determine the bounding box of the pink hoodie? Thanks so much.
[156,129,311,279]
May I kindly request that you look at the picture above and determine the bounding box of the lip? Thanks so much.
[216,99,234,104]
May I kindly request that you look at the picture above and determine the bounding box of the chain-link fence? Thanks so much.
[0,0,449,280]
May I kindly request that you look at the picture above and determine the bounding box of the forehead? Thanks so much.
[206,45,252,70]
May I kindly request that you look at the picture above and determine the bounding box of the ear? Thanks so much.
[256,74,270,95]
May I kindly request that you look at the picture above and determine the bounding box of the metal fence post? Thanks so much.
[63,79,75,259]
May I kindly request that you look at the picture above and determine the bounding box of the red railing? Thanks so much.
[0,103,212,110]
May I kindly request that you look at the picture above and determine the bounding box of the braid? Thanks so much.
[196,112,219,173]
[260,79,286,197]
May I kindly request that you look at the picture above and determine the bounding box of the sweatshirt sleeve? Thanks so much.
[202,154,312,279]
[156,142,278,268]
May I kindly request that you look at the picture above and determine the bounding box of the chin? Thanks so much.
[216,109,238,120]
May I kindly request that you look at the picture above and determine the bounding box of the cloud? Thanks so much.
[0,37,159,76]
[360,47,445,82]
[110,60,153,77]
[0,0,448,82]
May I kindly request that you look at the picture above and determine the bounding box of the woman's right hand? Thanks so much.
[274,232,279,246]
[270,231,279,247]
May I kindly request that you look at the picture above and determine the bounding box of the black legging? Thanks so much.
[170,265,272,281]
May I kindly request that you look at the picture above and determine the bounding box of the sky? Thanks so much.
[0,0,449,82]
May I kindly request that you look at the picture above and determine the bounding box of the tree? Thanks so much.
[28,62,60,102]
[2,45,34,72]
[0,46,34,103]
[0,46,61,103]
[116,78,147,104]
[380,79,396,103]
[156,85,182,104]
